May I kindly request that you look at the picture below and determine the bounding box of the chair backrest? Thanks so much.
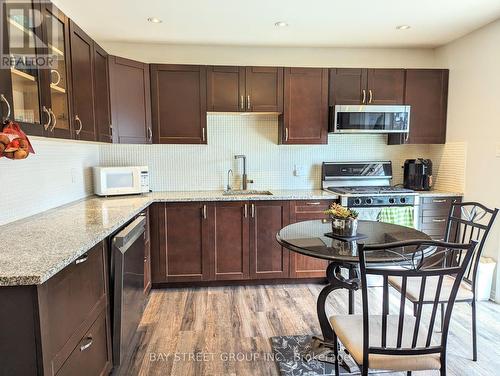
[445,202,498,289]
[358,239,477,368]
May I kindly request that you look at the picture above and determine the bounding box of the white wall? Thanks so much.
[435,19,500,301]
[100,42,437,67]
[0,137,99,225]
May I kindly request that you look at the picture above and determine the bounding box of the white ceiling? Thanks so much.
[52,0,500,48]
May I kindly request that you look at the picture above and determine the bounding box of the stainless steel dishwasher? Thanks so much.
[111,215,146,366]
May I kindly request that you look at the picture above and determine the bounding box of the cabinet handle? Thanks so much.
[202,128,206,142]
[285,128,289,142]
[361,89,366,104]
[49,108,57,132]
[247,95,251,110]
[202,205,207,219]
[75,115,83,136]
[148,127,152,142]
[432,218,447,223]
[240,95,244,110]
[433,199,447,203]
[0,94,11,121]
[75,253,88,265]
[80,336,93,352]
[42,106,51,130]
[368,89,373,103]
[404,132,410,143]
[251,204,255,218]
[244,204,248,218]
[306,202,321,206]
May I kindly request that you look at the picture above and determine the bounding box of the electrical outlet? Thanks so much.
[294,165,305,177]
[70,168,78,184]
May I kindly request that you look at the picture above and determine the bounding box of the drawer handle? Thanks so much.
[432,199,447,203]
[432,218,447,223]
[75,254,89,265]
[80,336,93,352]
[305,202,321,206]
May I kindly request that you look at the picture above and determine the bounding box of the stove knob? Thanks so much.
[354,198,362,205]
[388,197,396,204]
[400,197,407,204]
[365,198,373,205]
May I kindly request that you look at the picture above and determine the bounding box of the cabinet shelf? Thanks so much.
[50,83,66,94]
[11,67,36,82]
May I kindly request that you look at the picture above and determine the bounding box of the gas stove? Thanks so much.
[322,161,418,208]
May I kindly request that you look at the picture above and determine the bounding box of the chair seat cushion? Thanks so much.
[330,314,441,371]
[388,275,473,303]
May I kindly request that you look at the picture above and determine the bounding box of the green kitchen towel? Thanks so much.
[378,206,414,228]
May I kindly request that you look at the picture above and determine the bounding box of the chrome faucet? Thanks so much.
[226,169,233,191]
[234,155,253,190]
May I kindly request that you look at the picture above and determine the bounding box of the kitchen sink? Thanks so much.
[223,190,273,196]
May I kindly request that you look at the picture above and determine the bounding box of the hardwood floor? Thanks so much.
[115,283,500,376]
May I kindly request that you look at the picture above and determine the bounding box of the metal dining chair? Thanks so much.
[329,239,477,376]
[389,201,498,361]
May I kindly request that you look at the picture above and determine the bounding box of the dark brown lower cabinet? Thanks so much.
[249,201,290,279]
[142,208,152,295]
[0,241,112,376]
[419,196,462,240]
[210,202,250,280]
[289,200,333,278]
[151,202,211,283]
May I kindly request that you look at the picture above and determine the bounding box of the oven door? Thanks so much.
[331,105,410,133]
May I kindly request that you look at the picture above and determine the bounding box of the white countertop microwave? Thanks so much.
[93,166,150,196]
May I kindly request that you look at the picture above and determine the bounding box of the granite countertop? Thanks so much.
[0,190,337,287]
[416,190,463,197]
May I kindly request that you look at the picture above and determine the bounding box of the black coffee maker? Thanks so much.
[403,159,433,191]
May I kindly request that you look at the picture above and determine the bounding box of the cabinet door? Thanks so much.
[209,202,249,280]
[280,67,328,144]
[69,21,96,141]
[150,64,207,144]
[93,44,111,143]
[108,56,152,144]
[245,67,283,112]
[249,201,290,279]
[154,203,210,282]
[402,69,448,144]
[289,200,331,278]
[207,66,245,112]
[1,0,44,135]
[40,2,73,139]
[329,68,367,105]
[366,69,405,105]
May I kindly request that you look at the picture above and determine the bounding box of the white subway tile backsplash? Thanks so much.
[0,115,465,226]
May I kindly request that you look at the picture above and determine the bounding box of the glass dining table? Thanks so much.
[276,219,431,371]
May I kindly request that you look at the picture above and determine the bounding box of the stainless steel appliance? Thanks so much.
[322,161,419,228]
[93,166,149,196]
[330,105,410,134]
[111,216,146,366]
[403,158,433,191]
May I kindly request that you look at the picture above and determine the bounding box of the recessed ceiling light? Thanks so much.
[147,17,163,24]
[274,21,289,28]
[396,25,411,30]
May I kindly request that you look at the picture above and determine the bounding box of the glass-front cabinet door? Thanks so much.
[1,0,44,135]
[40,2,72,139]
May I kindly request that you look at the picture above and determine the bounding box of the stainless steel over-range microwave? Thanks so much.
[330,105,411,134]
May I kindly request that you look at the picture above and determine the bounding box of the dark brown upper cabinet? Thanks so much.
[279,67,329,144]
[69,21,96,141]
[93,44,111,143]
[389,69,449,145]
[207,66,283,113]
[150,64,207,144]
[330,68,405,106]
[108,56,152,144]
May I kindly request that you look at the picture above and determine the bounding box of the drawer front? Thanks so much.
[46,243,106,368]
[421,196,460,216]
[292,200,334,221]
[56,311,111,376]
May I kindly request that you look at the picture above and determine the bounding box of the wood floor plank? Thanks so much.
[114,283,500,376]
